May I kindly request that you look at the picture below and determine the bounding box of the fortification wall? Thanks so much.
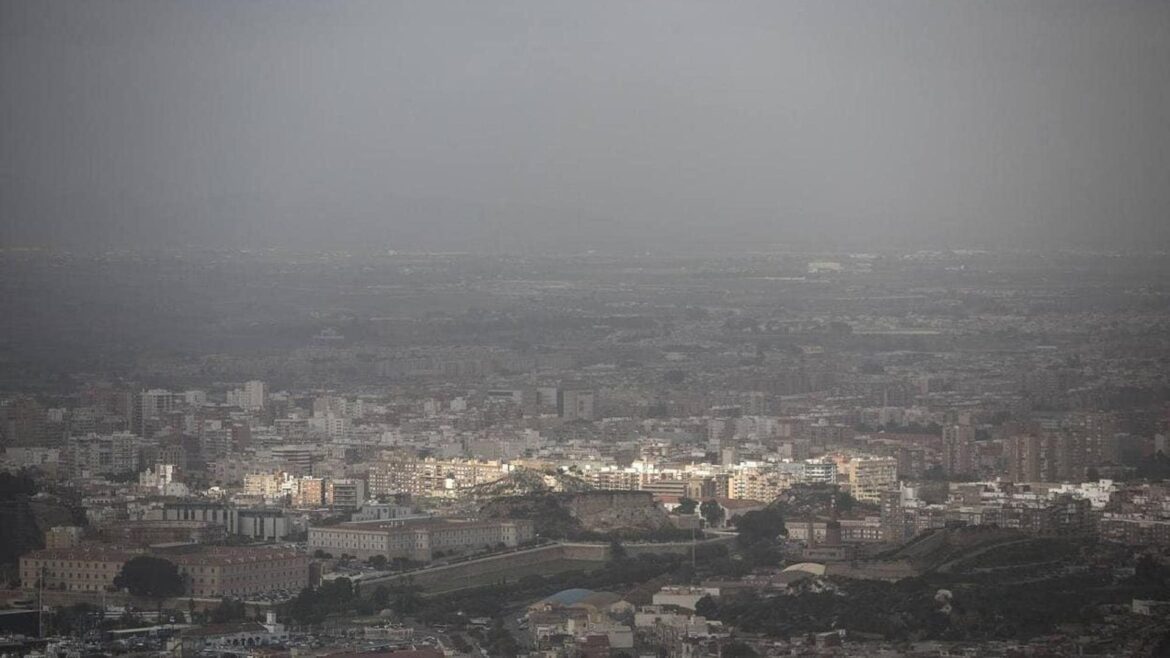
[362,543,594,592]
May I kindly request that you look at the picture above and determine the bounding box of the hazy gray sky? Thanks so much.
[2,1,1169,251]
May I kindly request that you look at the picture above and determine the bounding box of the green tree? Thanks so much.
[209,597,246,623]
[286,587,325,625]
[695,595,719,620]
[609,540,628,560]
[389,582,423,617]
[485,618,519,657]
[833,491,858,513]
[733,507,787,548]
[0,472,38,498]
[700,499,725,527]
[284,577,360,625]
[114,556,185,600]
[53,603,101,636]
[320,577,355,603]
[676,498,698,515]
[369,554,388,569]
[371,585,390,608]
[741,540,784,569]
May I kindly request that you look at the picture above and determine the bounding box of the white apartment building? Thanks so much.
[846,457,899,504]
[308,518,534,561]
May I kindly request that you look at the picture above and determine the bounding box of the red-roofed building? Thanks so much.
[20,544,307,598]
[170,546,308,598]
[308,518,533,561]
[20,546,143,592]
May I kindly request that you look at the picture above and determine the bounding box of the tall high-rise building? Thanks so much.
[183,390,208,407]
[1006,433,1057,482]
[942,425,976,476]
[65,432,143,477]
[1062,412,1118,474]
[139,389,175,420]
[229,421,252,451]
[241,380,267,411]
[557,386,596,422]
[325,479,367,510]
[292,477,325,509]
[879,489,910,543]
[1,397,48,447]
[137,389,178,437]
[846,457,898,504]
[229,381,267,411]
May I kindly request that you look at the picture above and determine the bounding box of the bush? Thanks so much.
[209,598,246,623]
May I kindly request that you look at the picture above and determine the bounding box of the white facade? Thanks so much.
[847,457,899,504]
[651,587,720,612]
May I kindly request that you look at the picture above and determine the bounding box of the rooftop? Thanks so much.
[538,588,595,606]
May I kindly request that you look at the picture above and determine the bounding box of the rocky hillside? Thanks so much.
[480,490,673,539]
[0,473,85,568]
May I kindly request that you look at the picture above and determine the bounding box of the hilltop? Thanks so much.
[463,467,593,501]
[480,490,682,541]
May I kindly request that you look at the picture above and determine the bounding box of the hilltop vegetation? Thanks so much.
[463,467,593,501]
[772,483,873,518]
[711,534,1161,647]
[877,526,1031,572]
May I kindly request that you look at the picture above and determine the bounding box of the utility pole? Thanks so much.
[37,566,45,638]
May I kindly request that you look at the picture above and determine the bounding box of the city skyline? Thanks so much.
[3,2,1170,656]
